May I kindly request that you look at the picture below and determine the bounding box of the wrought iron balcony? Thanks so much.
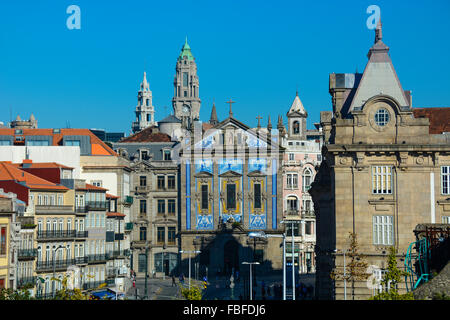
[75,206,88,213]
[36,259,75,271]
[75,256,88,264]
[135,185,150,193]
[284,209,300,216]
[87,254,108,263]
[301,210,315,217]
[37,230,76,240]
[35,292,54,300]
[17,249,38,259]
[76,231,88,238]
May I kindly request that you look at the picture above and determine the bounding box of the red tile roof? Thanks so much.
[106,212,125,217]
[13,161,74,170]
[413,108,450,134]
[106,193,119,199]
[76,183,108,192]
[119,126,171,143]
[0,162,68,190]
[0,128,117,156]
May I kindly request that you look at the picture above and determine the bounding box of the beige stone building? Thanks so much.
[310,21,450,300]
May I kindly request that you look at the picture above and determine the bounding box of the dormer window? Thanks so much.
[163,150,171,161]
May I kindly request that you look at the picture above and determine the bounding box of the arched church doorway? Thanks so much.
[223,240,240,276]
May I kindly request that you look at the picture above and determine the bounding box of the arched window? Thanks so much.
[293,121,300,134]
[303,168,313,192]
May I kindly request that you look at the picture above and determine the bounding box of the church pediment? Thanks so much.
[194,171,213,178]
[219,170,242,178]
[247,170,266,177]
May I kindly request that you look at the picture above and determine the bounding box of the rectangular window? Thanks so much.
[0,226,6,255]
[157,227,165,244]
[305,221,313,235]
[140,200,147,215]
[157,200,165,214]
[168,199,176,214]
[254,183,262,209]
[442,166,450,195]
[201,185,209,210]
[226,184,236,210]
[286,223,299,237]
[372,166,392,194]
[65,140,80,146]
[26,140,49,146]
[289,153,295,161]
[168,227,176,244]
[138,254,147,273]
[286,174,298,189]
[183,72,188,87]
[140,176,147,187]
[168,176,176,189]
[442,216,450,224]
[139,227,147,241]
[157,176,165,189]
[373,215,394,245]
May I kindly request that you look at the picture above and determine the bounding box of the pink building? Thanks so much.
[281,92,323,274]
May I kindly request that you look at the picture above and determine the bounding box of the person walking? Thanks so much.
[171,275,176,287]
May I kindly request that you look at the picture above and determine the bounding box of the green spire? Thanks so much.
[179,36,194,61]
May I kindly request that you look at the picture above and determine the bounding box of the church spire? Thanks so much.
[209,102,218,126]
[132,71,156,133]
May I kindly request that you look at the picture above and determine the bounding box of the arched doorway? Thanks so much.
[223,240,240,276]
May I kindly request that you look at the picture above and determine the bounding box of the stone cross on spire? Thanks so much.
[226,99,235,118]
[256,115,262,129]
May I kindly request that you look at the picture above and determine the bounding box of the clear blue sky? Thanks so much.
[1,0,449,134]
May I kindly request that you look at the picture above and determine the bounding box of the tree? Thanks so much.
[0,288,33,300]
[370,246,413,300]
[52,276,90,300]
[331,232,370,300]
[180,285,203,300]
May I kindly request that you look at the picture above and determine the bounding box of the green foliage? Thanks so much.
[0,288,34,300]
[53,276,90,300]
[371,246,412,300]
[180,285,203,300]
[432,292,450,300]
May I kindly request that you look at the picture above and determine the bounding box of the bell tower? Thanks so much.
[172,38,201,129]
[132,72,156,133]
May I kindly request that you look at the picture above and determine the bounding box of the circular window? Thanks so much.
[374,108,390,126]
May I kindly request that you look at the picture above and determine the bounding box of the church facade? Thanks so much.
[177,115,286,278]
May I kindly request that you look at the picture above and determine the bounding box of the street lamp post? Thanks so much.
[248,231,286,300]
[242,262,259,300]
[52,244,65,298]
[144,240,149,300]
[179,250,201,290]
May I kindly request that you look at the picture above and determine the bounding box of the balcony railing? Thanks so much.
[285,209,300,216]
[85,201,108,211]
[108,249,130,258]
[76,231,88,238]
[37,230,76,240]
[36,259,75,271]
[107,267,128,278]
[135,185,150,193]
[75,206,88,213]
[17,249,38,259]
[301,210,315,217]
[87,254,108,263]
[75,256,88,264]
